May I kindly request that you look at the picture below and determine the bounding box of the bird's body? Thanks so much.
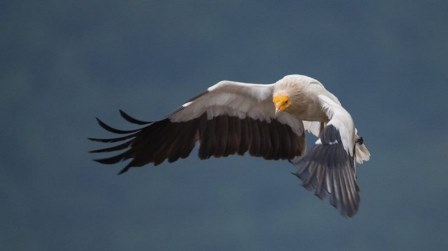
[90,74,370,217]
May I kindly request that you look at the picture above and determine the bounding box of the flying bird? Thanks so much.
[90,74,370,217]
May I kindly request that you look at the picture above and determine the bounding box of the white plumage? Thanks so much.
[90,74,370,217]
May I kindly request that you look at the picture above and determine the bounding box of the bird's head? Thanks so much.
[273,94,291,114]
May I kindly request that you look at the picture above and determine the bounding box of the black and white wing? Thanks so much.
[291,94,359,217]
[90,81,306,174]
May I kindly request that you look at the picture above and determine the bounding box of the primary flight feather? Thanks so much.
[90,74,370,217]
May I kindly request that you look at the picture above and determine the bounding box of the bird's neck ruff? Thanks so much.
[273,83,307,114]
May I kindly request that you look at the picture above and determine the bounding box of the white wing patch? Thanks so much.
[303,121,321,137]
[207,81,274,101]
[318,95,355,155]
[277,113,304,136]
[170,81,304,136]
[182,101,193,107]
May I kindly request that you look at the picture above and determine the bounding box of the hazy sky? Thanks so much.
[2,1,448,250]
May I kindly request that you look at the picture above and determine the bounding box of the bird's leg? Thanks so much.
[318,122,325,138]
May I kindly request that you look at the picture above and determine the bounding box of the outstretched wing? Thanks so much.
[90,81,306,174]
[291,95,359,217]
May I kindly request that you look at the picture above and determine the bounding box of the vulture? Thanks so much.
[90,74,370,217]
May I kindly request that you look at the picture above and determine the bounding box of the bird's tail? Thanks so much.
[354,132,370,164]
[355,143,370,164]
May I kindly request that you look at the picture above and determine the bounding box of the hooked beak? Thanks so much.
[275,106,281,115]
[273,94,289,116]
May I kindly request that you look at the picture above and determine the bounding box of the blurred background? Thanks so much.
[2,0,448,250]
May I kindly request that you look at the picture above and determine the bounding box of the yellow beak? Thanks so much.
[273,94,290,114]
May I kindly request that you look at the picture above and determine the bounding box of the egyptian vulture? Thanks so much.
[90,74,370,217]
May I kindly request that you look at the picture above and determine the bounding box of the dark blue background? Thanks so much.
[2,1,448,250]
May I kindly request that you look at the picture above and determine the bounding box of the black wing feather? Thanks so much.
[95,118,139,134]
[119,110,151,125]
[291,125,359,217]
[90,111,304,174]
